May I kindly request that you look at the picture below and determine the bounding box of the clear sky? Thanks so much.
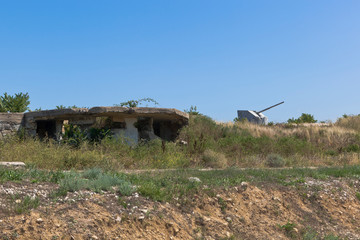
[1,1,359,122]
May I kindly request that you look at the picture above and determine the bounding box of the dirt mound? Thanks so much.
[1,179,360,239]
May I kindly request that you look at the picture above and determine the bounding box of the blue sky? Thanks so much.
[1,1,359,122]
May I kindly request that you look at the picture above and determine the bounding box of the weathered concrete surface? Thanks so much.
[0,113,24,137]
[0,162,26,167]
[111,118,139,144]
[88,107,189,120]
[24,107,189,121]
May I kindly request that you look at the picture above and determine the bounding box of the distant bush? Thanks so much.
[185,105,200,115]
[0,92,30,112]
[202,149,228,168]
[288,113,317,124]
[336,115,360,132]
[344,144,360,153]
[266,154,285,168]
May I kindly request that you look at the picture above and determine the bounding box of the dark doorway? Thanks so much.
[36,120,57,139]
[152,120,181,141]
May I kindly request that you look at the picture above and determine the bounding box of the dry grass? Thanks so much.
[220,121,358,149]
[336,115,360,132]
[1,114,359,170]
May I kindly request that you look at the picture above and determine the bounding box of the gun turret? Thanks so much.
[256,101,284,115]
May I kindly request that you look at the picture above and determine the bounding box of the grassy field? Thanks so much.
[2,114,360,239]
[0,114,360,170]
[2,165,360,203]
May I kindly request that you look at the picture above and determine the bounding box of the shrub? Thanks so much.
[115,98,158,107]
[280,222,297,238]
[202,149,228,168]
[336,115,360,132]
[62,124,87,147]
[179,114,222,154]
[288,113,317,124]
[0,92,30,112]
[185,105,200,115]
[82,168,103,180]
[266,154,285,168]
[344,144,360,153]
[55,170,134,196]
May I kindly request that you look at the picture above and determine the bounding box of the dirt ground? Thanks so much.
[1,178,360,240]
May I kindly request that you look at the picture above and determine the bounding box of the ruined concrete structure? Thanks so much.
[0,107,189,144]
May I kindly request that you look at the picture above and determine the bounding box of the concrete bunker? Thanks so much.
[15,107,189,144]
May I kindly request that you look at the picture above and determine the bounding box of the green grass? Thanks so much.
[54,168,134,197]
[127,165,360,202]
[10,194,40,214]
[2,165,360,202]
[355,192,360,201]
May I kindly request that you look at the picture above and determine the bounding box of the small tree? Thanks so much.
[185,105,200,115]
[0,92,30,112]
[288,113,317,124]
[115,98,159,108]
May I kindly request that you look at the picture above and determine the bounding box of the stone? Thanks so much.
[36,218,44,224]
[0,162,26,167]
[188,177,201,183]
[240,182,248,191]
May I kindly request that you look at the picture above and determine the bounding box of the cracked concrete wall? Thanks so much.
[112,118,139,145]
[0,113,24,138]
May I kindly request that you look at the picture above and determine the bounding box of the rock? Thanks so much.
[188,177,201,183]
[240,182,248,191]
[203,216,211,222]
[140,209,148,214]
[272,196,281,202]
[36,218,44,224]
[0,162,26,167]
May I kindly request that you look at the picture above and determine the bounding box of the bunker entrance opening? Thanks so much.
[36,120,56,139]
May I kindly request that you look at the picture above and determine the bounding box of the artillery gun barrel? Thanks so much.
[257,101,284,114]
